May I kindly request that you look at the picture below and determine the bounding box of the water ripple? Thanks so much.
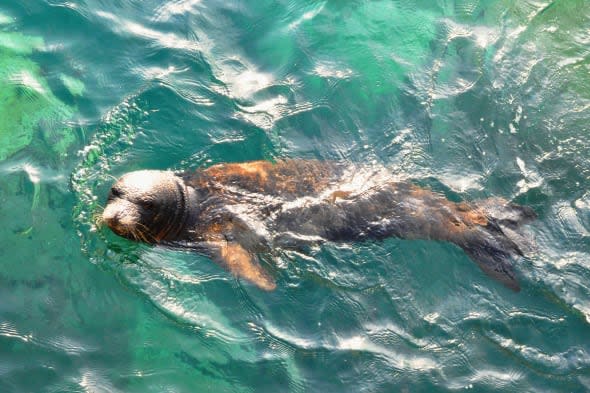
[487,330,590,376]
[0,322,94,356]
[153,0,202,22]
[94,10,200,52]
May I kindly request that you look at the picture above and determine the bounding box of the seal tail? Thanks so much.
[457,200,536,292]
[478,198,537,230]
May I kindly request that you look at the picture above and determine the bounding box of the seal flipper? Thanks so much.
[205,241,276,291]
[479,198,537,229]
[463,200,538,291]
[457,220,527,292]
[461,241,521,292]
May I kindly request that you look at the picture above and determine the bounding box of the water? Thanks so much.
[1,0,589,391]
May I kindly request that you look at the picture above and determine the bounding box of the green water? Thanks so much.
[1,0,590,391]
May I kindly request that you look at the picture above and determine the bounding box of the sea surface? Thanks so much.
[1,0,589,392]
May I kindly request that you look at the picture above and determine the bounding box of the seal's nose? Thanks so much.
[102,204,121,228]
[102,199,139,234]
[102,212,115,228]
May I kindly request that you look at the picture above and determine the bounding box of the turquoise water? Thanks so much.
[1,0,589,391]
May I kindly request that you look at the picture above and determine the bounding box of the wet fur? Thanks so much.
[102,160,536,291]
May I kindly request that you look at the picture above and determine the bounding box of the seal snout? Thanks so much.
[102,197,141,239]
[102,203,124,227]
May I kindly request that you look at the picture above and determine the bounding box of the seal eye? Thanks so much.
[142,200,156,211]
[110,186,122,198]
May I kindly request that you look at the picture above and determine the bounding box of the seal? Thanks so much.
[102,160,536,291]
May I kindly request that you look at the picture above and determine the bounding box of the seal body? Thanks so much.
[102,160,535,291]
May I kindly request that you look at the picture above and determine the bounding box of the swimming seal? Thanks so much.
[102,160,536,291]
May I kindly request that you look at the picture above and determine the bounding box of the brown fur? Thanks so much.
[102,160,535,291]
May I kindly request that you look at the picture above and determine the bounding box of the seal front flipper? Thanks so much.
[204,241,276,291]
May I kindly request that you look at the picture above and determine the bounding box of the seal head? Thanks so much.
[102,170,191,243]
